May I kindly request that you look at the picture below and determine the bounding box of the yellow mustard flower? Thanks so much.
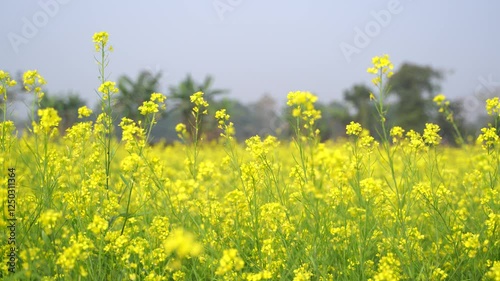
[215,248,245,276]
[93,31,111,52]
[423,123,442,146]
[346,121,363,136]
[77,106,93,118]
[0,70,17,100]
[486,97,500,116]
[98,81,119,100]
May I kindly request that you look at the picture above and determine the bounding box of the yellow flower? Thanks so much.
[175,123,186,133]
[0,70,17,100]
[422,123,441,146]
[150,92,167,103]
[38,209,62,235]
[286,91,321,131]
[406,130,425,151]
[486,97,500,116]
[98,81,119,100]
[433,94,447,106]
[369,252,401,281]
[34,108,62,135]
[138,100,159,115]
[346,121,363,136]
[163,228,202,259]
[190,91,209,114]
[367,54,394,86]
[293,263,313,281]
[77,106,93,118]
[461,232,480,258]
[23,70,46,93]
[56,234,94,272]
[477,126,499,149]
[215,109,230,124]
[390,126,405,143]
[87,214,108,235]
[215,249,245,276]
[485,260,500,281]
[93,31,111,52]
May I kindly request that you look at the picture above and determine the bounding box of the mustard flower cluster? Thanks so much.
[215,249,245,276]
[287,91,322,129]
[485,260,500,280]
[390,126,405,144]
[175,123,187,139]
[5,36,500,280]
[98,80,119,100]
[56,234,94,275]
[190,91,209,114]
[87,214,109,235]
[33,108,62,135]
[245,135,279,159]
[486,97,500,116]
[119,117,146,149]
[138,92,167,116]
[346,121,363,136]
[422,123,442,146]
[163,228,202,259]
[93,31,112,52]
[367,54,394,87]
[433,94,455,122]
[369,253,401,281]
[293,264,313,281]
[23,70,46,100]
[477,127,499,150]
[77,106,93,118]
[215,108,235,139]
[0,70,17,99]
[38,209,62,235]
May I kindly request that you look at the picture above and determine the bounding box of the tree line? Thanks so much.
[5,62,496,145]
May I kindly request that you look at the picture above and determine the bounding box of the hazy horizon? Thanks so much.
[2,1,499,118]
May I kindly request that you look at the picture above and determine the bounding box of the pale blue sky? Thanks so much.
[2,1,499,116]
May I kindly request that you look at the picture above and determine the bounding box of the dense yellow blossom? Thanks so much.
[215,249,245,276]
[2,35,499,280]
[33,107,62,135]
[98,80,119,100]
[77,106,93,118]
[0,70,17,99]
[367,54,394,86]
[93,31,111,52]
[346,121,363,136]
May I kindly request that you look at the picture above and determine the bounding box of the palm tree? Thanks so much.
[169,74,228,136]
[115,71,162,121]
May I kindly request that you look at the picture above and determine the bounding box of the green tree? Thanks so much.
[316,101,351,140]
[389,63,443,131]
[115,70,162,121]
[169,74,227,137]
[343,84,377,132]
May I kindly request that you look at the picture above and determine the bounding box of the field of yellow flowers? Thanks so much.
[0,32,499,280]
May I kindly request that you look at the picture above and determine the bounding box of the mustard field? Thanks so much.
[0,32,499,280]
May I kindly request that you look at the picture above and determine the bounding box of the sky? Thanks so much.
[2,1,500,118]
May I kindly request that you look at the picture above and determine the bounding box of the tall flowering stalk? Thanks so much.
[93,31,116,191]
[433,93,465,145]
[0,70,17,154]
[286,91,321,184]
[176,91,209,179]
